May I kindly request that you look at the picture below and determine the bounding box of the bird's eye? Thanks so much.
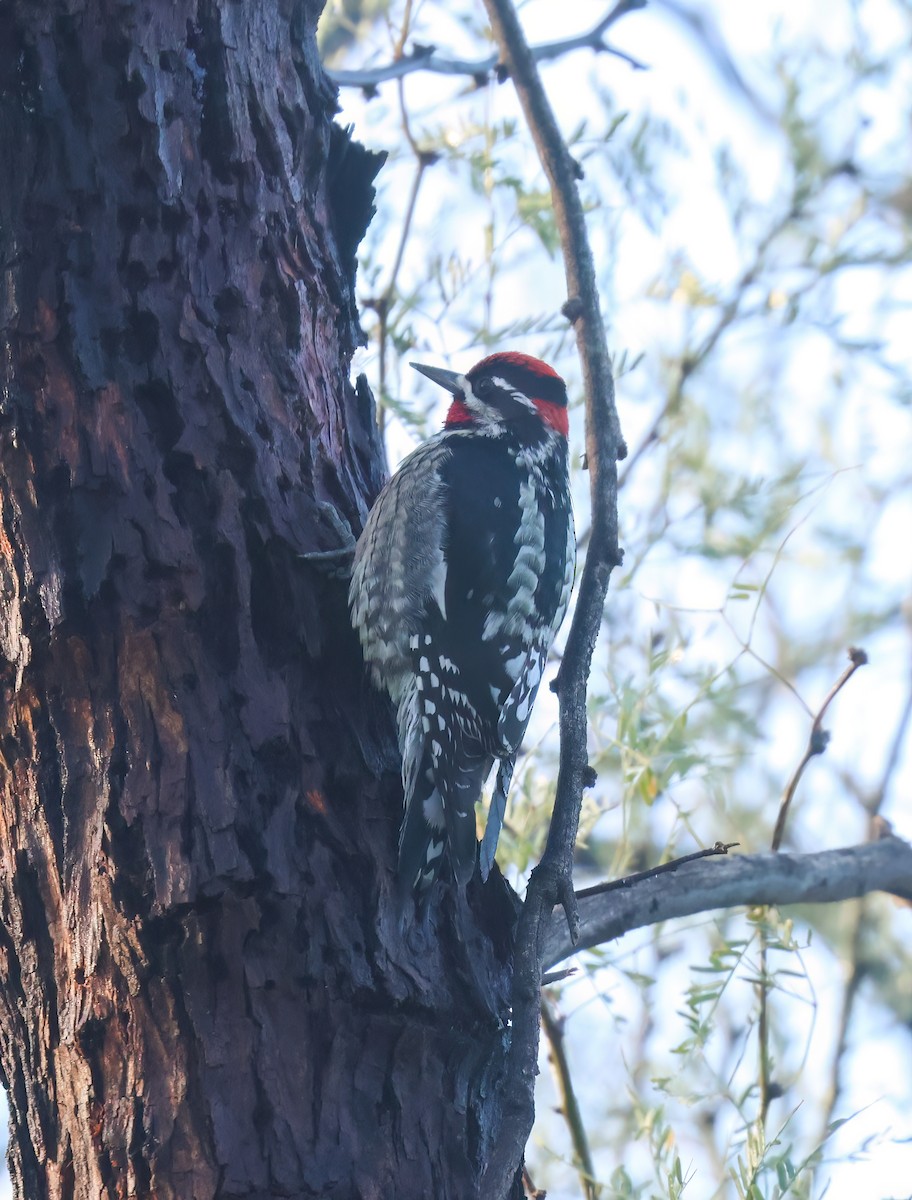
[473,377,495,399]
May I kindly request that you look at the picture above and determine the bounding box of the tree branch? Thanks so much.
[759,646,867,1124]
[325,3,647,91]
[542,834,912,971]
[817,664,912,1143]
[772,646,868,850]
[541,998,600,1200]
[478,0,626,1194]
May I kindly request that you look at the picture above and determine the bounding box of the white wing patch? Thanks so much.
[497,644,546,752]
[422,789,445,831]
[558,514,576,623]
[483,476,545,643]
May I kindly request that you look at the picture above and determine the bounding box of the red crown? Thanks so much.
[470,351,563,381]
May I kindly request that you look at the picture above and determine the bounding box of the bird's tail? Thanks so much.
[442,748,491,886]
[397,739,491,898]
[478,755,515,881]
[397,761,448,898]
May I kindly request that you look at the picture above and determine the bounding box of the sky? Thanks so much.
[331,1,912,1196]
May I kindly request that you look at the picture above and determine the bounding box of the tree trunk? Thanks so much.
[0,3,518,1196]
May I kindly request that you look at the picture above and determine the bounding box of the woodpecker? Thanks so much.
[349,352,575,897]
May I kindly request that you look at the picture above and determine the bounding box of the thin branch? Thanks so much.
[366,157,429,435]
[521,1165,545,1199]
[541,998,601,1200]
[477,0,627,1194]
[814,896,865,1134]
[816,666,912,1142]
[361,2,436,438]
[867,672,912,815]
[390,0,414,61]
[542,834,912,971]
[654,0,773,118]
[772,647,868,851]
[616,193,821,497]
[757,646,868,1125]
[576,841,739,899]
[326,3,647,90]
[756,926,774,1125]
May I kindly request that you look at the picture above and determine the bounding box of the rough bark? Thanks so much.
[0,2,517,1196]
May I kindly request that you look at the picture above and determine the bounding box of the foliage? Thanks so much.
[324,1,912,1196]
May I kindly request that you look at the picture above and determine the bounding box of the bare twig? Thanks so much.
[521,1164,545,1198]
[541,998,601,1200]
[477,0,628,1193]
[755,927,775,1125]
[866,674,912,816]
[326,3,647,90]
[361,3,437,437]
[816,669,912,1141]
[813,896,864,1130]
[366,156,429,435]
[757,646,869,1125]
[654,0,772,120]
[542,835,912,970]
[576,840,739,899]
[617,194,822,497]
[772,647,868,851]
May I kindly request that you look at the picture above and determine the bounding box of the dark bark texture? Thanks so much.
[0,2,518,1196]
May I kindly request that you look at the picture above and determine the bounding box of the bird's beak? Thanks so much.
[409,362,464,396]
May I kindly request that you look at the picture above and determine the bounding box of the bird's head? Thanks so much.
[410,351,569,438]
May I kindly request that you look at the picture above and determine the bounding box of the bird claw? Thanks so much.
[532,857,579,944]
[300,542,356,580]
[300,502,357,577]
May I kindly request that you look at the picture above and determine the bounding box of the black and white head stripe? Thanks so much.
[467,352,568,408]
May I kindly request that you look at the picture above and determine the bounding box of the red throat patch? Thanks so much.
[444,399,474,427]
